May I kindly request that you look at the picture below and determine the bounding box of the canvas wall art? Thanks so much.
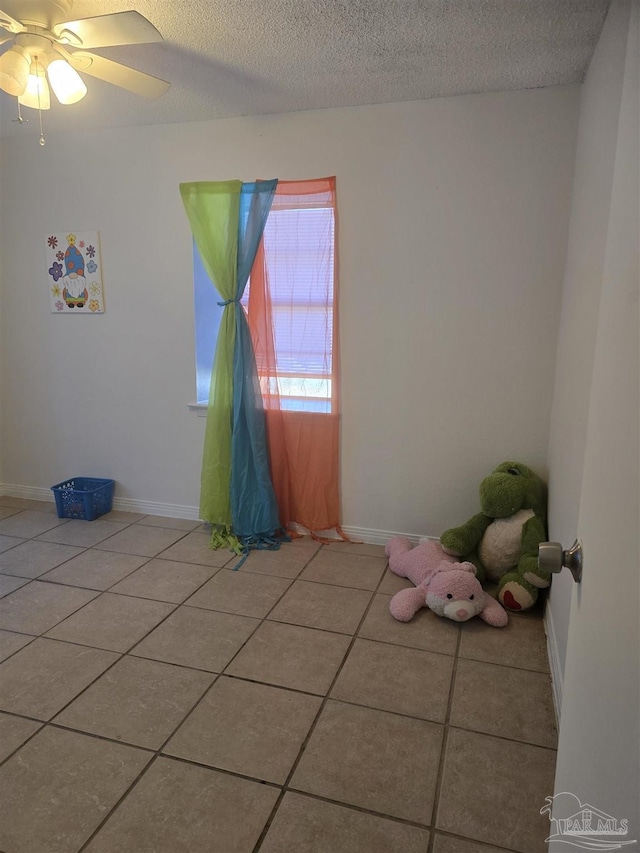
[46,231,105,313]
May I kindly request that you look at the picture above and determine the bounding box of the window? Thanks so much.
[194,194,335,413]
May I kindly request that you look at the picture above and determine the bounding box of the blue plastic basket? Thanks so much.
[51,477,115,521]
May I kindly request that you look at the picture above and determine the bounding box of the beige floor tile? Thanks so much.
[450,659,557,748]
[233,546,314,579]
[0,726,151,853]
[84,756,279,853]
[36,518,129,547]
[331,638,454,722]
[287,536,322,555]
[0,629,35,662]
[21,499,60,514]
[131,606,259,671]
[94,525,188,557]
[299,549,388,590]
[359,593,460,655]
[0,499,57,513]
[437,728,556,853]
[291,700,443,824]
[0,713,42,763]
[165,676,321,783]
[56,655,214,749]
[135,515,201,531]
[378,567,414,594]
[261,792,431,853]
[0,510,67,539]
[432,834,512,853]
[0,581,99,634]
[41,549,149,590]
[226,620,351,694]
[0,540,85,578]
[322,541,388,559]
[155,531,237,567]
[0,637,118,720]
[100,509,147,522]
[268,580,372,634]
[109,558,217,603]
[0,507,21,520]
[0,484,561,853]
[459,615,550,672]
[0,575,29,597]
[0,535,25,553]
[186,568,292,617]
[0,497,31,508]
[46,593,175,652]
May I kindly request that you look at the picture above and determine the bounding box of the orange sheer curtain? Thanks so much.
[247,177,344,536]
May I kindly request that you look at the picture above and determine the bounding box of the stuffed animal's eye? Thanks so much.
[446,593,453,599]
[507,467,520,476]
[469,594,475,600]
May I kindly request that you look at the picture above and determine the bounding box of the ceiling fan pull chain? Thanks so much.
[35,55,45,146]
[13,98,28,124]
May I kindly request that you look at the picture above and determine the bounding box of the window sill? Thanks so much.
[188,403,208,417]
[189,403,337,418]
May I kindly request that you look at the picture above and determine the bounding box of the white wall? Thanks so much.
[0,86,578,532]
[0,140,3,485]
[545,0,634,683]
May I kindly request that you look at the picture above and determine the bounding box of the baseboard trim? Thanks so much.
[1,484,54,503]
[300,523,434,546]
[544,605,563,725]
[0,484,432,543]
[0,484,201,521]
[111,497,201,520]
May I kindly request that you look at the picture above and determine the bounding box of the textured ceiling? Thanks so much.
[0,0,611,138]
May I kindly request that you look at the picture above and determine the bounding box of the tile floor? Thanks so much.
[0,497,558,853]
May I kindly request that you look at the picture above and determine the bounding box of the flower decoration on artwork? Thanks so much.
[55,300,64,311]
[47,235,58,249]
[88,299,100,312]
[86,245,96,258]
[79,241,85,248]
[87,260,97,274]
[49,261,63,281]
[56,251,64,261]
[51,284,61,297]
[89,282,101,296]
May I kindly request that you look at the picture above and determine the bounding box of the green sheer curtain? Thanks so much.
[180,180,241,527]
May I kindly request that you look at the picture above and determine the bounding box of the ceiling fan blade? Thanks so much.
[53,11,162,49]
[0,7,26,34]
[67,51,170,98]
[0,32,13,45]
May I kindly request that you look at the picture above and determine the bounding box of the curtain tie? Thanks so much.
[217,298,240,307]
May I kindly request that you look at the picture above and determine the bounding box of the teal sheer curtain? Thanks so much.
[231,180,281,540]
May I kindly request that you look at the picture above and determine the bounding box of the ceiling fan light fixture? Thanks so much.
[47,58,86,104]
[0,44,30,96]
[1,5,169,128]
[18,62,51,110]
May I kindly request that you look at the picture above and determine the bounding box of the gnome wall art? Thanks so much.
[46,232,105,313]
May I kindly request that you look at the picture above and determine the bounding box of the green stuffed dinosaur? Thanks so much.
[440,461,548,611]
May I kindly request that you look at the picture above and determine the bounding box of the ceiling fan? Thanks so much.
[0,0,170,111]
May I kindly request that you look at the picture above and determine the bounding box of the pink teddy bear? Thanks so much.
[385,537,508,627]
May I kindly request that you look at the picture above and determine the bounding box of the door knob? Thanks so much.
[538,540,583,583]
